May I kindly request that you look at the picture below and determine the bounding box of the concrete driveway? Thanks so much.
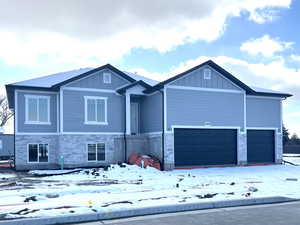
[74,201,300,225]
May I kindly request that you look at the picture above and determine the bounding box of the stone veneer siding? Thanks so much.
[15,135,59,170]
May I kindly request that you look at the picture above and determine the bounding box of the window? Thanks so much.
[25,95,50,124]
[0,140,2,149]
[87,143,105,161]
[103,72,111,84]
[28,143,49,163]
[84,96,107,125]
[203,68,211,80]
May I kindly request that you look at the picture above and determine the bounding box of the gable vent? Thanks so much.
[103,72,111,84]
[203,68,211,80]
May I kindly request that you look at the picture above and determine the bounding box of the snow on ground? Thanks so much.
[1,164,300,220]
[0,173,16,179]
[283,154,300,165]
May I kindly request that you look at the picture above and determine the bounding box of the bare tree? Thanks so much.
[0,96,14,127]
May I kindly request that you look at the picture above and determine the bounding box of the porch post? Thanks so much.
[126,92,131,135]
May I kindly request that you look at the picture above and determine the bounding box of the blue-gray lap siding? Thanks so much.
[0,134,14,158]
[246,97,281,131]
[166,88,245,131]
[63,90,125,132]
[66,69,129,89]
[16,91,58,133]
[170,65,241,90]
[140,92,163,133]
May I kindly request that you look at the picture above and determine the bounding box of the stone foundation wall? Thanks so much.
[237,132,247,165]
[275,133,283,163]
[15,135,59,170]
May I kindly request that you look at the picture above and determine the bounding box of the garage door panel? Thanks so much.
[247,130,275,163]
[174,128,237,166]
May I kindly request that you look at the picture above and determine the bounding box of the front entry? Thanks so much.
[130,102,139,135]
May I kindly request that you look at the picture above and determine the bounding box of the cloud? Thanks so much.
[0,0,291,66]
[240,35,293,57]
[291,54,300,62]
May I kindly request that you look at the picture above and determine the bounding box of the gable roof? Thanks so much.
[116,80,152,94]
[144,60,292,98]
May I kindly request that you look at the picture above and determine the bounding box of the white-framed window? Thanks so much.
[84,96,108,125]
[103,72,111,84]
[25,95,50,124]
[87,143,105,161]
[203,68,212,80]
[28,143,49,163]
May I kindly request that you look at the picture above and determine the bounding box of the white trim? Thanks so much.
[27,143,49,163]
[164,87,167,133]
[126,92,131,135]
[14,89,18,133]
[56,94,59,133]
[84,96,108,125]
[280,99,283,133]
[243,92,246,132]
[246,95,283,100]
[171,125,241,133]
[25,95,51,125]
[62,86,116,93]
[168,65,243,91]
[166,85,244,94]
[15,89,57,95]
[86,142,106,162]
[62,132,123,135]
[60,89,64,133]
[16,132,59,135]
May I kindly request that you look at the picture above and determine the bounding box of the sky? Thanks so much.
[0,0,300,135]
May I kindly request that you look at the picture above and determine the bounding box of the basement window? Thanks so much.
[87,143,105,161]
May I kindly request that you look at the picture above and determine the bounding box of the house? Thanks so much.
[0,133,14,160]
[6,60,292,170]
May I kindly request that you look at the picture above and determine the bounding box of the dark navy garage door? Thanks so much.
[174,128,237,167]
[247,130,275,163]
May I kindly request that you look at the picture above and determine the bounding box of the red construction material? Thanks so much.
[128,154,161,170]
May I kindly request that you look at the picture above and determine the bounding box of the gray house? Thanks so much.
[6,60,292,170]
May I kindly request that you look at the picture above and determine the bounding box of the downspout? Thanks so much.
[13,106,16,170]
[159,89,165,170]
[123,94,127,163]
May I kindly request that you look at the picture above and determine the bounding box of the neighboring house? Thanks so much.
[0,134,14,160]
[5,60,292,170]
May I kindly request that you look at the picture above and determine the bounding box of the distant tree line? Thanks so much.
[283,125,300,146]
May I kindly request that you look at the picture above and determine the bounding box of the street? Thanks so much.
[73,201,300,225]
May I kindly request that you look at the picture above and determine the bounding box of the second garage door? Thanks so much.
[247,130,275,163]
[174,128,237,167]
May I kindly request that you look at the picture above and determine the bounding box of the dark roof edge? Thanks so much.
[117,80,151,94]
[52,64,136,88]
[144,60,292,98]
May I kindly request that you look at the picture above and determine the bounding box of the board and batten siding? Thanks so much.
[16,91,58,133]
[66,69,130,90]
[166,88,245,131]
[170,65,241,91]
[246,97,281,131]
[140,92,163,133]
[62,90,124,133]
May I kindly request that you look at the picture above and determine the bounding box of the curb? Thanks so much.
[0,196,297,225]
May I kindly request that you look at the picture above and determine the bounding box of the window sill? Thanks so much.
[84,122,108,125]
[28,161,49,163]
[25,121,51,125]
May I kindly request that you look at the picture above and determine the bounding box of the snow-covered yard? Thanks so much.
[1,164,300,221]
